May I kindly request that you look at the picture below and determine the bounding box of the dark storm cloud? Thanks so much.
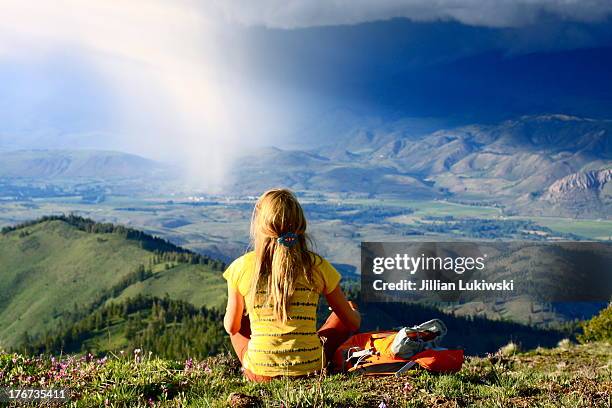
[212,0,612,29]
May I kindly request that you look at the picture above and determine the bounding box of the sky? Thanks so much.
[0,1,611,188]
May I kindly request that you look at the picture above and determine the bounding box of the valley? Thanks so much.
[0,191,607,332]
[1,192,603,270]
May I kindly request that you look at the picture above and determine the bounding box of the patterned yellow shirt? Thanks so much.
[223,251,341,377]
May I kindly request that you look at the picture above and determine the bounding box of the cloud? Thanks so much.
[0,0,299,191]
[209,0,612,29]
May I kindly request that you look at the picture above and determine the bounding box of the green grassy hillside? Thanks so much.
[110,263,226,309]
[0,216,226,349]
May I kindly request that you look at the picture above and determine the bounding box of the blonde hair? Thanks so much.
[248,188,318,323]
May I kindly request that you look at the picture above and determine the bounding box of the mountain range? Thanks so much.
[229,114,611,218]
[0,149,172,180]
[0,114,609,218]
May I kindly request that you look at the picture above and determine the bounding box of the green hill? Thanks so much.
[109,263,226,308]
[0,215,226,350]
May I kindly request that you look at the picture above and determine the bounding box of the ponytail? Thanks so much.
[248,189,317,323]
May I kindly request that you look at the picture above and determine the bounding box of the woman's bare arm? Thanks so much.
[224,286,245,335]
[325,285,361,331]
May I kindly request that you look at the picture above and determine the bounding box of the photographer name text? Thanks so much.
[372,279,514,292]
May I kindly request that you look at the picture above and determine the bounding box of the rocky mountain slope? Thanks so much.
[231,114,611,218]
[536,168,612,218]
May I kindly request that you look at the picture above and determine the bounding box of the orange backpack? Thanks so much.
[332,320,463,376]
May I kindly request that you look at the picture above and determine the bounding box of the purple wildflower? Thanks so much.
[184,358,194,370]
[403,381,413,394]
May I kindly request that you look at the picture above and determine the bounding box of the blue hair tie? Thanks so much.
[277,232,299,248]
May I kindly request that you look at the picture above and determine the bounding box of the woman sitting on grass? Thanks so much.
[223,188,361,382]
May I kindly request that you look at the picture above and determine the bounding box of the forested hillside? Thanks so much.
[23,295,227,360]
[0,215,226,349]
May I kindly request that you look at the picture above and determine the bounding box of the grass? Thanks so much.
[1,341,609,407]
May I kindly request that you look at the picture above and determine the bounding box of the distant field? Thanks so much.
[342,198,610,241]
[341,198,502,218]
[515,216,612,240]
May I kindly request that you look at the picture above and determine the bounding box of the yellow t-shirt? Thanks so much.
[223,251,341,377]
